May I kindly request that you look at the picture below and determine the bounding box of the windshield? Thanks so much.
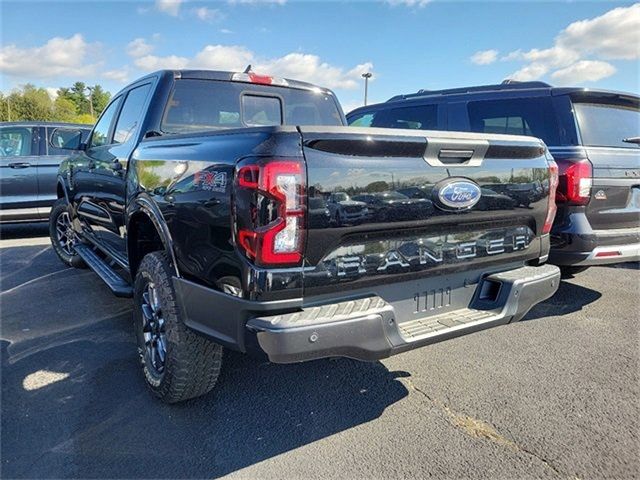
[333,193,349,202]
[574,101,640,149]
[162,79,343,134]
[309,198,326,209]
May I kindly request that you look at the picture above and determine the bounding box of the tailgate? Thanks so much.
[299,126,552,297]
[570,96,640,231]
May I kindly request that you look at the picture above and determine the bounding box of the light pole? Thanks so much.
[362,72,372,106]
[86,86,94,118]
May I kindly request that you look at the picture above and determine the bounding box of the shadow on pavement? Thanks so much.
[0,222,49,240]
[603,261,639,270]
[1,244,409,479]
[522,277,602,322]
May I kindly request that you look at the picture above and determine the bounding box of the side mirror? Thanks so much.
[50,128,86,151]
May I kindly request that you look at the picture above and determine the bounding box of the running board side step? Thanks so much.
[74,244,133,297]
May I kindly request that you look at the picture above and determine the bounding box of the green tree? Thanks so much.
[1,82,110,123]
[89,85,111,117]
[52,97,78,123]
[13,84,53,121]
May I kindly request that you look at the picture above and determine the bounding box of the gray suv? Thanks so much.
[0,122,91,223]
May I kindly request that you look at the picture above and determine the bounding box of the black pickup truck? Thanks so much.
[50,70,560,403]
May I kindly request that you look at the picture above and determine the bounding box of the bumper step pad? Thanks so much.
[399,308,496,340]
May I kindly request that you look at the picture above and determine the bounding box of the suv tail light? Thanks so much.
[556,159,592,205]
[543,159,559,234]
[235,159,306,266]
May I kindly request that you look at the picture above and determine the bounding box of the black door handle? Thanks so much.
[8,162,31,169]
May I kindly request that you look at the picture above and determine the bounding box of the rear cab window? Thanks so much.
[572,97,640,149]
[161,79,343,134]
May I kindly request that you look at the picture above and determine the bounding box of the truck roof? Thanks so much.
[383,81,639,104]
[0,121,92,128]
[140,69,334,95]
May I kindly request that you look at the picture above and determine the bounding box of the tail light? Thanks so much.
[543,159,559,234]
[555,159,592,205]
[235,159,306,266]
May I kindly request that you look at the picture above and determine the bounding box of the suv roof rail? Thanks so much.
[386,80,553,102]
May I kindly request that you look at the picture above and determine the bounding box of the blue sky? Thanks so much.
[1,0,638,112]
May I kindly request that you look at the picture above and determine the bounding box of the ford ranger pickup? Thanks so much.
[50,70,560,403]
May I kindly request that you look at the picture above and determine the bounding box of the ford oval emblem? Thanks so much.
[434,178,481,211]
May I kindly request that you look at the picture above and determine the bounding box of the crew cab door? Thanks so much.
[0,125,40,222]
[75,83,153,258]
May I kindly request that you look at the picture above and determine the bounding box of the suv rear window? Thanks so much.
[573,102,640,149]
[467,97,561,146]
[162,79,342,134]
[348,104,438,130]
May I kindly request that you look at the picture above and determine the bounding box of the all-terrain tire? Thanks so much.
[133,251,223,403]
[49,198,86,268]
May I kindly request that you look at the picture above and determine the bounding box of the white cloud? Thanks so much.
[386,0,432,7]
[134,54,190,71]
[155,0,183,16]
[220,29,234,34]
[509,63,551,82]
[551,60,616,85]
[227,0,286,5]
[470,49,498,65]
[557,3,640,60]
[502,3,640,84]
[133,44,373,90]
[45,88,58,100]
[102,68,131,83]
[0,34,100,78]
[193,7,224,22]
[126,38,154,58]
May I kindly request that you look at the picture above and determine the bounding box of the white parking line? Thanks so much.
[0,237,51,248]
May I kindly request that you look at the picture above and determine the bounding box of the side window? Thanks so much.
[370,105,438,130]
[48,128,90,155]
[0,127,34,157]
[89,97,122,148]
[113,84,152,144]
[348,113,374,127]
[467,98,561,145]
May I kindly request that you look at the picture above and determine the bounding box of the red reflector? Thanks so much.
[543,159,559,234]
[237,165,259,189]
[595,251,621,257]
[238,229,258,259]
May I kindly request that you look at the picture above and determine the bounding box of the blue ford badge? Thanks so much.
[435,179,481,210]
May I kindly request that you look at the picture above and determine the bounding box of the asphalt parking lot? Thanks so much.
[1,225,638,479]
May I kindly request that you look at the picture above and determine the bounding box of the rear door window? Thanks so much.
[467,97,561,146]
[113,84,152,144]
[0,127,35,157]
[573,102,640,149]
